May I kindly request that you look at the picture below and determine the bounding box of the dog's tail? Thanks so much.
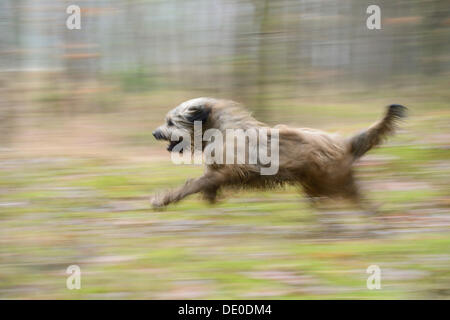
[349,104,407,160]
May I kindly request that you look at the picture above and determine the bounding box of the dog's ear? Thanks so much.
[185,104,211,123]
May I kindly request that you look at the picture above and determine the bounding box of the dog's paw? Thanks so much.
[149,194,167,210]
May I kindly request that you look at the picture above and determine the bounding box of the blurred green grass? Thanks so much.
[0,86,449,299]
[1,155,449,298]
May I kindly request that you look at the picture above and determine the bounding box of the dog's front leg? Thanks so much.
[150,173,220,209]
[202,185,219,204]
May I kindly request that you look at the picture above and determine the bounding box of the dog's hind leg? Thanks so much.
[343,179,387,237]
[347,185,379,216]
[338,173,378,215]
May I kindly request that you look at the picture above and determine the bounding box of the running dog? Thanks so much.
[151,97,406,210]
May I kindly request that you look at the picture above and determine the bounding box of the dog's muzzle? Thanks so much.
[153,129,184,152]
[152,130,164,140]
[166,137,183,152]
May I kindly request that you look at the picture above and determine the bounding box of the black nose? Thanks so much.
[153,130,162,140]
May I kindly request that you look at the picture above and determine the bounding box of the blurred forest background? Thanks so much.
[0,0,449,299]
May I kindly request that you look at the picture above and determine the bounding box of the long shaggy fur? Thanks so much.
[151,98,407,209]
[349,104,407,159]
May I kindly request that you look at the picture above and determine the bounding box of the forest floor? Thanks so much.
[0,83,449,299]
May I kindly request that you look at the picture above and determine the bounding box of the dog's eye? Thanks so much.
[167,119,174,126]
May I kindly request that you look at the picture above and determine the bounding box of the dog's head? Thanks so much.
[152,97,213,152]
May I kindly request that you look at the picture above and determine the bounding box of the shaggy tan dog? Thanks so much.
[151,97,406,210]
